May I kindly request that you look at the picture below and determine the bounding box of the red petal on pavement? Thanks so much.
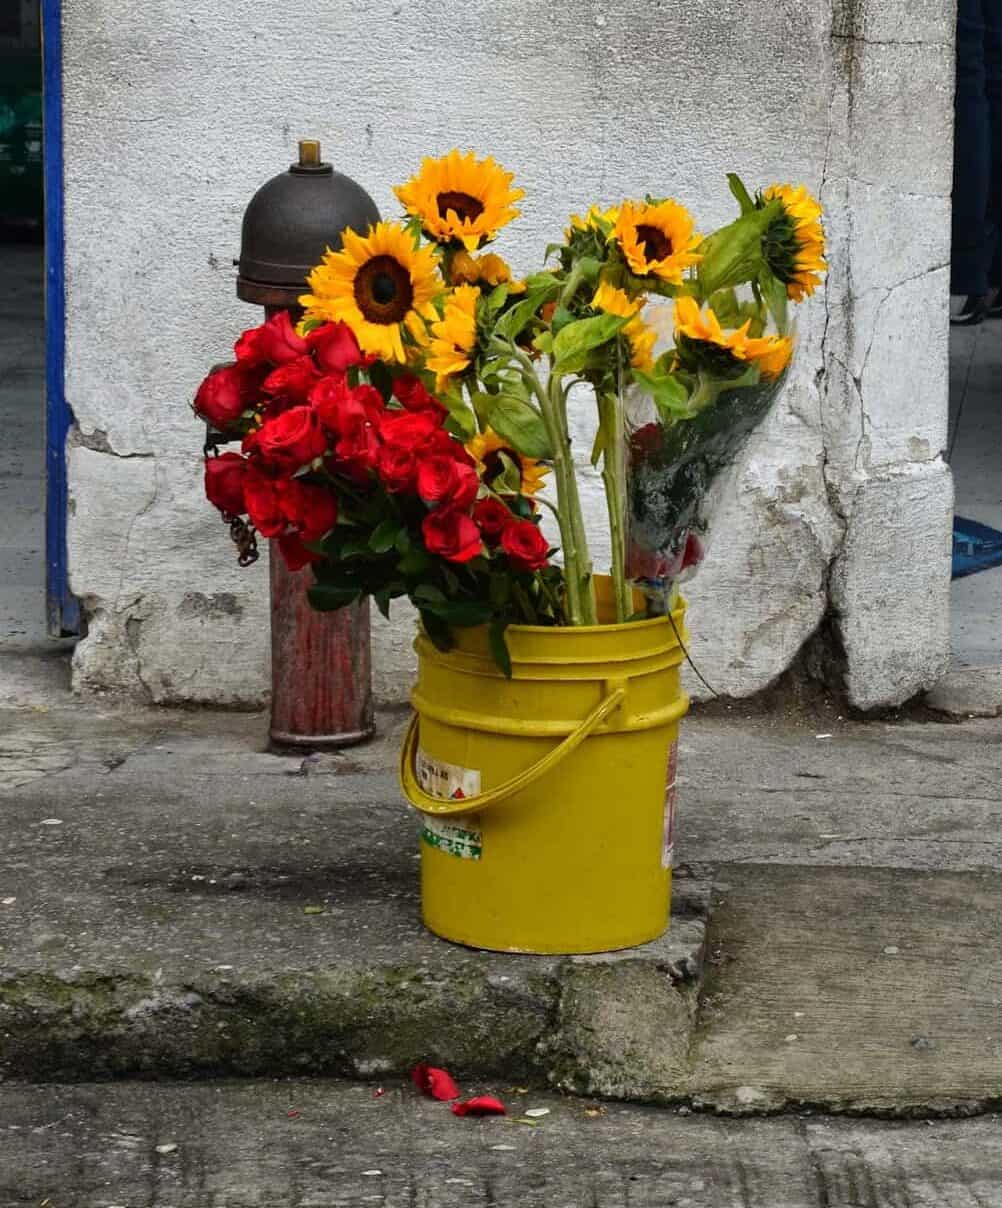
[451,1096,506,1117]
[410,1062,461,1101]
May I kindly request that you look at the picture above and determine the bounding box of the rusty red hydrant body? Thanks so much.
[237,141,379,748]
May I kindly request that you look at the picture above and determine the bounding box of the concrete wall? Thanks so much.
[62,0,954,710]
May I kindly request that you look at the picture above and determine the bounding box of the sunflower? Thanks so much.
[759,184,826,301]
[427,285,481,383]
[395,150,524,251]
[673,296,792,380]
[591,282,656,372]
[565,203,621,240]
[299,222,441,364]
[612,200,702,284]
[449,249,527,294]
[466,426,549,497]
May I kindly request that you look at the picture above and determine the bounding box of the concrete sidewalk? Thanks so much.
[2,1080,1001,1208]
[3,646,1002,1114]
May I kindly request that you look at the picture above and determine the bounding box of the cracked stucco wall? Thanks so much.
[62,0,953,709]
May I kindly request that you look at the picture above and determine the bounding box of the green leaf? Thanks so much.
[368,360,394,402]
[481,394,553,459]
[426,599,493,627]
[727,172,755,215]
[369,518,401,554]
[413,584,447,606]
[307,584,360,611]
[758,268,790,335]
[373,588,393,620]
[532,331,554,355]
[493,450,524,495]
[551,313,630,375]
[551,305,576,334]
[299,318,324,335]
[399,547,432,576]
[419,610,453,652]
[489,618,513,678]
[493,291,547,342]
[631,369,692,417]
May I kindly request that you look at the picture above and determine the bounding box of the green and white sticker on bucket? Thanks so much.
[416,749,483,859]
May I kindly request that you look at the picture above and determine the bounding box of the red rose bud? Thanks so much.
[203,452,248,516]
[193,364,252,430]
[450,1096,506,1118]
[306,321,364,372]
[277,478,338,542]
[681,531,704,571]
[379,410,442,451]
[254,406,328,472]
[262,355,320,406]
[393,373,447,416]
[277,531,322,573]
[501,519,550,572]
[243,465,285,537]
[417,454,478,510]
[254,310,309,365]
[422,510,483,564]
[472,497,512,544]
[410,1063,461,1102]
[378,445,417,493]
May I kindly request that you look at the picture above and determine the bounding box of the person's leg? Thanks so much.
[983,0,1002,295]
[952,0,991,301]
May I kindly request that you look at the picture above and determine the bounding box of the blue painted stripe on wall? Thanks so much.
[41,0,79,636]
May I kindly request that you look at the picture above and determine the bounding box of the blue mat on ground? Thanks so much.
[953,515,1002,578]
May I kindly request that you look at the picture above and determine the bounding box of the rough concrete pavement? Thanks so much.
[2,1080,1001,1208]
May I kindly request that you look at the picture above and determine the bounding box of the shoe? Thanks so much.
[951,288,1001,325]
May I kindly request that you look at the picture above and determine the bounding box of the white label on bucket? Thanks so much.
[662,740,679,869]
[415,750,482,859]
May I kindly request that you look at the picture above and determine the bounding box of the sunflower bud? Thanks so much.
[695,200,782,299]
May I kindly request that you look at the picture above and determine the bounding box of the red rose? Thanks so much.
[393,373,447,416]
[254,310,309,365]
[417,454,479,510]
[473,496,512,544]
[422,510,483,563]
[234,325,266,366]
[253,406,328,471]
[243,465,284,537]
[681,531,704,571]
[379,410,442,451]
[426,428,476,466]
[310,376,383,435]
[378,445,417,493]
[277,478,338,541]
[193,364,254,430]
[306,321,363,372]
[262,355,320,406]
[335,421,381,475]
[501,519,550,571]
[410,1063,461,1101]
[204,452,248,516]
[276,531,322,572]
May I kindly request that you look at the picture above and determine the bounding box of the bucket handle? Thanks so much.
[398,686,626,819]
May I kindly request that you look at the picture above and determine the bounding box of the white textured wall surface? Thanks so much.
[62,0,954,709]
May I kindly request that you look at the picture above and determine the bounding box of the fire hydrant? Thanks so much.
[237,139,379,748]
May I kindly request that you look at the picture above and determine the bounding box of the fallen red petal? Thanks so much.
[373,1087,385,1098]
[451,1096,506,1117]
[410,1062,461,1101]
[287,1109,300,1119]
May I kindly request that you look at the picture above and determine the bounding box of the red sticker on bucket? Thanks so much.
[662,741,678,869]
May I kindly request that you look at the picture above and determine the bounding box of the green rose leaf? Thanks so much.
[307,584,360,611]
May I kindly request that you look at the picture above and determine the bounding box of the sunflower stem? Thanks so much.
[506,342,595,625]
[598,389,631,623]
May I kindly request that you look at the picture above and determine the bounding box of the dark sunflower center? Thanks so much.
[353,254,414,325]
[483,448,518,482]
[676,333,747,380]
[437,191,485,223]
[636,224,673,263]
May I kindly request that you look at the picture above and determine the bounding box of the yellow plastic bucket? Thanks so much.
[399,577,689,954]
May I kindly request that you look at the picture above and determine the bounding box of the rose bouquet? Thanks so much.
[193,152,824,668]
